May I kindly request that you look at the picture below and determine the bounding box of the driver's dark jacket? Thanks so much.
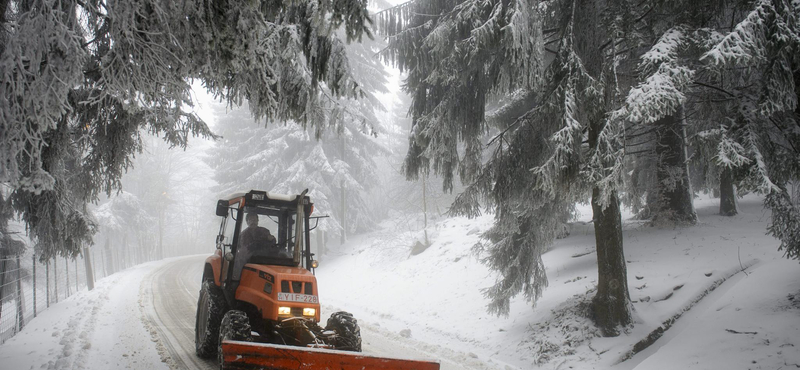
[239,226,276,251]
[232,226,277,280]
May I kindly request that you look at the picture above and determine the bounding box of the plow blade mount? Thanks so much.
[221,340,441,370]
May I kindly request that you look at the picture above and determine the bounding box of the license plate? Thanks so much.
[277,292,319,304]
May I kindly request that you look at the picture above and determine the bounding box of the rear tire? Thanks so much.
[326,311,362,352]
[218,310,252,369]
[195,280,227,358]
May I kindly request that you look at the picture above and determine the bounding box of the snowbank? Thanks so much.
[0,260,171,370]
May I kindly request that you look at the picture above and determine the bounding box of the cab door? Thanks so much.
[218,201,240,284]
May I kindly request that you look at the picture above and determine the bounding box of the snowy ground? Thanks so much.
[318,194,800,369]
[0,261,170,370]
[0,194,797,370]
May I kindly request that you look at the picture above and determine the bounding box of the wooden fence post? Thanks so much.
[83,247,94,291]
[15,256,24,331]
[65,257,70,297]
[53,257,58,303]
[32,255,36,317]
[46,260,49,308]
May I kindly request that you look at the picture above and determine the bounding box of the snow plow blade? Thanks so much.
[221,340,440,370]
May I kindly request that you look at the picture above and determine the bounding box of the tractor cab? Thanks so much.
[212,190,316,304]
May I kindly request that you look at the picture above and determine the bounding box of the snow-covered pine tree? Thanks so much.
[0,0,372,259]
[614,1,754,220]
[209,30,391,243]
[701,0,800,259]
[377,0,543,311]
[377,0,540,191]
[610,0,750,225]
[618,27,698,225]
[210,107,389,244]
[378,0,641,335]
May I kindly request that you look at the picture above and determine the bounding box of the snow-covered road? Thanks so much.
[0,255,452,370]
[0,261,170,370]
[140,255,215,370]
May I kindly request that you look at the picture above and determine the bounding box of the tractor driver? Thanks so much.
[231,212,278,282]
[239,212,277,254]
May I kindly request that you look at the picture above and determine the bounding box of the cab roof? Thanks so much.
[222,190,296,203]
[220,190,311,209]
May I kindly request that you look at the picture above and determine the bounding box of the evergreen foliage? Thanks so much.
[701,0,800,259]
[209,31,391,242]
[378,0,635,335]
[0,0,371,259]
[613,26,699,225]
[377,0,547,316]
[378,0,541,191]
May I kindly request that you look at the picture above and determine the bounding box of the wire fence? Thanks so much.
[0,247,109,344]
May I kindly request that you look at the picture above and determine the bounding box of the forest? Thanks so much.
[0,0,798,367]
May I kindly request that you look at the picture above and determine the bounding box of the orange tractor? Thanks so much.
[196,190,439,369]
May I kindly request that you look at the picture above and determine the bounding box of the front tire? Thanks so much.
[326,311,362,352]
[218,310,252,369]
[195,280,227,358]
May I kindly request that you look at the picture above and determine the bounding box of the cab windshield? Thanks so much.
[237,205,298,267]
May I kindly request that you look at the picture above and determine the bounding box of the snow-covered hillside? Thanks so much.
[319,194,800,369]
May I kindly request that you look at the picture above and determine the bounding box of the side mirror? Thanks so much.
[224,252,234,261]
[216,200,229,217]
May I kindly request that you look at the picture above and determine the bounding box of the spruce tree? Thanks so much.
[209,31,391,242]
[701,0,800,259]
[619,0,799,253]
[378,0,638,335]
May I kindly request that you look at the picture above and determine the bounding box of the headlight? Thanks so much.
[311,260,319,268]
[303,308,316,317]
[278,307,291,315]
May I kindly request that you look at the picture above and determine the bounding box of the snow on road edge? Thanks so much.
[0,260,171,370]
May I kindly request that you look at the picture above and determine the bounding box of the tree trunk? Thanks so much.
[83,247,94,291]
[158,210,164,260]
[591,189,632,336]
[719,167,738,216]
[422,172,429,246]
[574,0,632,336]
[122,232,128,268]
[104,234,114,275]
[652,105,697,225]
[0,0,9,54]
[340,134,347,245]
[65,256,70,295]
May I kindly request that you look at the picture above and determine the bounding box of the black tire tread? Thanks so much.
[195,280,227,358]
[218,310,252,369]
[325,311,362,352]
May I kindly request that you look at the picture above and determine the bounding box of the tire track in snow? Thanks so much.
[140,255,216,370]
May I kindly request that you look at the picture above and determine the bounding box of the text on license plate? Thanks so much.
[277,293,319,303]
